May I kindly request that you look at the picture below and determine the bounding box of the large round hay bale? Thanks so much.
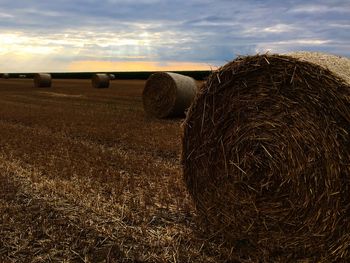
[182,52,350,262]
[34,73,51,88]
[2,73,9,79]
[142,72,197,118]
[92,73,110,88]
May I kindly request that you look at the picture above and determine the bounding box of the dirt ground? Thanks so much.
[0,79,229,262]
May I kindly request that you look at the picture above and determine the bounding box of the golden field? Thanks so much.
[0,79,230,263]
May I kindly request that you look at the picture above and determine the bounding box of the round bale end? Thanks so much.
[182,52,350,261]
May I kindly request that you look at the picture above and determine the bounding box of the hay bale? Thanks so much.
[182,52,350,262]
[288,51,350,84]
[92,73,110,88]
[34,73,51,88]
[143,72,197,118]
[2,73,9,79]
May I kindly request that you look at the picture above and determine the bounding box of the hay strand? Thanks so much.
[92,74,110,88]
[182,52,350,262]
[34,73,52,88]
[142,72,197,118]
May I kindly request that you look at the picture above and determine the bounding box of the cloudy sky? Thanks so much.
[0,0,349,72]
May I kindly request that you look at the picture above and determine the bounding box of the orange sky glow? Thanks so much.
[68,60,213,72]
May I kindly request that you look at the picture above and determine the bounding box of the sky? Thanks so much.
[0,0,349,72]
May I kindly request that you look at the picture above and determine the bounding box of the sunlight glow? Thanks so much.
[0,28,212,72]
[68,60,212,72]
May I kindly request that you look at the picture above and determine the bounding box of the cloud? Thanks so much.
[255,39,334,54]
[262,24,297,33]
[0,0,348,72]
[288,3,350,14]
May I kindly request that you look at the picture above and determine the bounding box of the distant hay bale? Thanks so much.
[287,51,350,84]
[34,73,52,88]
[2,73,9,79]
[108,74,116,80]
[92,73,110,88]
[19,74,26,78]
[142,72,197,118]
[182,52,350,261]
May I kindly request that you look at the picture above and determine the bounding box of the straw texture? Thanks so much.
[182,52,350,262]
[143,72,197,118]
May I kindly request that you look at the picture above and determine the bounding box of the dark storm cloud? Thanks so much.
[0,0,348,70]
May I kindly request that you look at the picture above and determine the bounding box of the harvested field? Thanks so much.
[0,78,229,262]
